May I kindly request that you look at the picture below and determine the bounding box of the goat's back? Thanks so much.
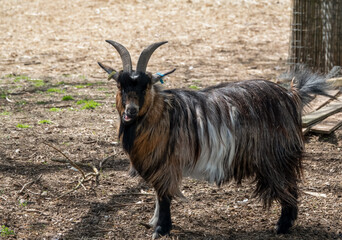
[164,80,303,197]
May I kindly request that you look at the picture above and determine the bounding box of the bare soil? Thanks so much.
[0,0,341,239]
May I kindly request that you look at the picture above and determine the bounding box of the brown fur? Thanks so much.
[130,91,183,198]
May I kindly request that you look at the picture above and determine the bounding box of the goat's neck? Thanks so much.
[119,89,167,154]
[141,90,166,126]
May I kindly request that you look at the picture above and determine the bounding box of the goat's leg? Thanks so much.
[276,187,298,234]
[152,195,172,239]
[149,195,160,228]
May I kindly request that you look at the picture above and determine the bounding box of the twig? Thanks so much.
[51,158,93,170]
[303,191,327,198]
[25,209,49,215]
[139,222,152,229]
[57,181,83,199]
[91,165,100,186]
[19,174,42,194]
[99,154,115,171]
[112,193,155,197]
[0,196,7,201]
[56,169,100,199]
[6,96,14,103]
[112,201,154,207]
[42,142,102,199]
[43,142,86,178]
[27,189,41,195]
[43,105,72,108]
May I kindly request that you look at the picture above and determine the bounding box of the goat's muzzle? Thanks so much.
[122,105,139,125]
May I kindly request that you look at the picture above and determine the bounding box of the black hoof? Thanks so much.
[276,219,293,234]
[276,204,297,234]
[152,226,170,239]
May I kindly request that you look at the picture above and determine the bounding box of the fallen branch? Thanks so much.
[19,174,42,194]
[57,171,99,199]
[43,142,86,178]
[51,158,94,170]
[99,154,115,171]
[112,192,155,197]
[42,141,100,199]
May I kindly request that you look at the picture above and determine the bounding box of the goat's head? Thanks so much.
[98,40,175,125]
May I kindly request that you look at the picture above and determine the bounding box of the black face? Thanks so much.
[118,72,151,125]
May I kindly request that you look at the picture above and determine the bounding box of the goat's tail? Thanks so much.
[286,66,334,106]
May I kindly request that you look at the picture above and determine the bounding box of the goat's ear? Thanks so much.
[151,73,162,85]
[98,62,119,81]
[151,68,176,85]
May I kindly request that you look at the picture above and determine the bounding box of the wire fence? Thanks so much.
[288,0,342,73]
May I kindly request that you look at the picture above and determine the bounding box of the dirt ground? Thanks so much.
[0,0,341,239]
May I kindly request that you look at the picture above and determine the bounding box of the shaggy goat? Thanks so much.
[98,41,331,239]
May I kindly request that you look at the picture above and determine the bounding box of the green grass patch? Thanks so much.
[77,100,101,110]
[75,83,92,89]
[38,120,52,124]
[14,75,31,82]
[58,81,66,85]
[28,79,45,87]
[62,95,74,101]
[0,111,10,116]
[16,124,31,129]
[189,85,200,90]
[49,107,62,112]
[76,99,88,105]
[47,88,64,93]
[0,225,15,237]
[83,101,101,109]
[3,75,43,89]
[0,92,6,99]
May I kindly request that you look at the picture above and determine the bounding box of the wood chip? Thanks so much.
[304,191,327,198]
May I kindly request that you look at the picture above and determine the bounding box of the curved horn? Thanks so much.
[105,40,132,73]
[136,41,168,73]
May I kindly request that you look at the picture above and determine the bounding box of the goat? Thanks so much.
[98,41,332,239]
